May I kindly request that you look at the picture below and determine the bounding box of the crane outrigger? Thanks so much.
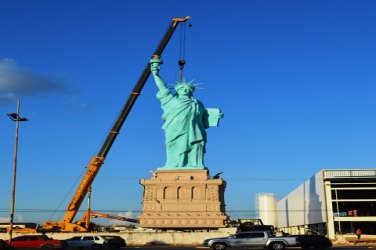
[43,16,190,232]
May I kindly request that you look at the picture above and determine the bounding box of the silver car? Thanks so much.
[66,236,107,249]
[203,231,298,250]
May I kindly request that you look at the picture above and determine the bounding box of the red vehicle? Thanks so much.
[5,234,66,249]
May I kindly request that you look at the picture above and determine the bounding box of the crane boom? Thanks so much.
[43,16,190,232]
[80,211,139,224]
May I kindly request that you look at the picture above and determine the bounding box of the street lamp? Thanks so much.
[7,99,28,246]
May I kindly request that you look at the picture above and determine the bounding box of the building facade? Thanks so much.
[277,169,376,239]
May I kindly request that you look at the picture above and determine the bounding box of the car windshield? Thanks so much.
[40,235,50,240]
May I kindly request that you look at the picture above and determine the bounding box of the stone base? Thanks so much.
[139,169,228,228]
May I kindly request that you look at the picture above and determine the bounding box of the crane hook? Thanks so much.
[178,59,186,82]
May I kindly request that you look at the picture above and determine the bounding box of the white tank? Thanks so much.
[256,193,278,227]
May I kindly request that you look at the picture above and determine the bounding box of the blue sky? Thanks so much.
[1,1,376,225]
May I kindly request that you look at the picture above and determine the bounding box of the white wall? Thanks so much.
[277,170,327,228]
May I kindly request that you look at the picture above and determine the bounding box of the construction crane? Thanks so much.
[43,16,191,232]
[74,189,138,230]
[78,211,139,227]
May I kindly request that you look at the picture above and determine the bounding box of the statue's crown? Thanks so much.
[174,80,196,91]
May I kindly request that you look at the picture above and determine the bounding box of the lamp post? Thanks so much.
[7,99,28,246]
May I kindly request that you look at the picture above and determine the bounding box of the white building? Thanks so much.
[277,169,376,239]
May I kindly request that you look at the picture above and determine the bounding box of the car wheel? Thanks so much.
[212,242,227,250]
[110,244,121,249]
[270,242,286,250]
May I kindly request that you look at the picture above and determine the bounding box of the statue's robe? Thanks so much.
[157,88,208,169]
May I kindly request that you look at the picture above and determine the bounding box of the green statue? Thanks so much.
[150,57,223,170]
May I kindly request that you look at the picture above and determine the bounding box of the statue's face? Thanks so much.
[177,85,193,96]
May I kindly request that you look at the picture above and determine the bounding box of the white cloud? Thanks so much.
[0,217,9,223]
[0,58,71,104]
[107,211,137,226]
[15,214,24,222]
[0,215,24,224]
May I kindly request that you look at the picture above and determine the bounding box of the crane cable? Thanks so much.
[178,22,189,82]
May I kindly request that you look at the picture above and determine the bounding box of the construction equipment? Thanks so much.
[78,211,139,227]
[0,223,39,234]
[43,16,191,232]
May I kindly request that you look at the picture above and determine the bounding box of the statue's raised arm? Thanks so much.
[150,57,168,91]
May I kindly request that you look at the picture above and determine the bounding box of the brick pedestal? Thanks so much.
[139,170,228,228]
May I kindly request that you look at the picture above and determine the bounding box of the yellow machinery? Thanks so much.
[42,16,190,232]
[0,223,39,234]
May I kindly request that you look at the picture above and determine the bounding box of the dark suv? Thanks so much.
[293,234,332,249]
[101,236,126,249]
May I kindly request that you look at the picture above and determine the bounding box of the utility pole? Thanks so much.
[7,99,28,246]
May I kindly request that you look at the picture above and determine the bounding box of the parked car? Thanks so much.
[4,234,66,249]
[101,236,126,249]
[203,230,298,250]
[65,235,107,249]
[292,234,332,249]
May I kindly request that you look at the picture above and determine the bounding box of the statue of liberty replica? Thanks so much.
[139,56,228,229]
[150,56,223,170]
